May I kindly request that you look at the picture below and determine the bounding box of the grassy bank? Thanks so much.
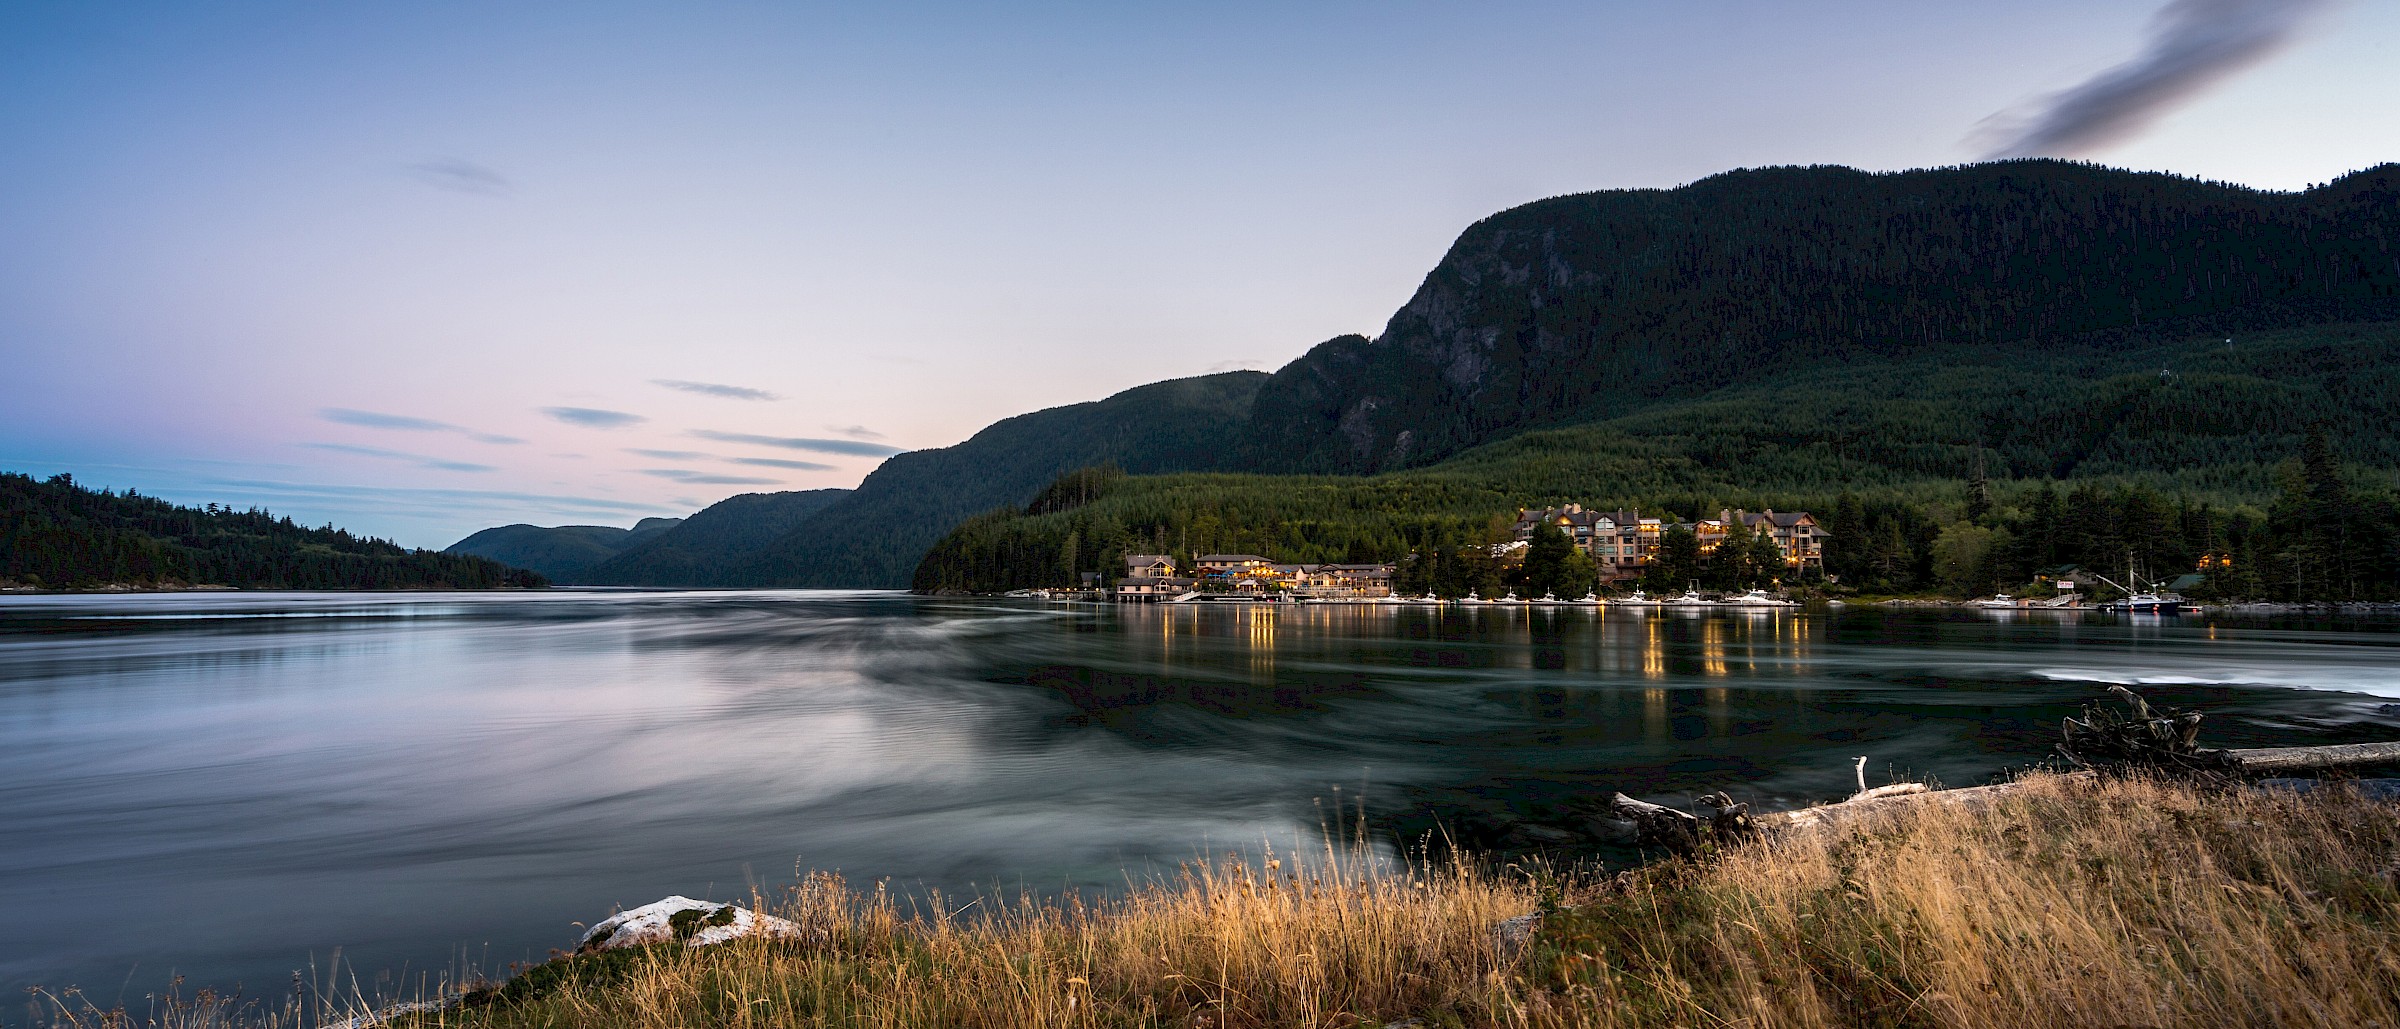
[327,773,2399,1029]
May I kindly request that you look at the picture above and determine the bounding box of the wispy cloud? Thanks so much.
[652,379,780,401]
[829,424,886,441]
[542,407,648,429]
[320,408,524,445]
[407,158,512,197]
[1976,0,2334,159]
[638,468,783,485]
[627,448,712,460]
[206,478,680,516]
[302,442,497,473]
[729,456,834,471]
[690,429,905,457]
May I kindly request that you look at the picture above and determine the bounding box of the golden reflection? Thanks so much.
[1643,617,1666,679]
[1248,605,1276,680]
[1702,617,1727,677]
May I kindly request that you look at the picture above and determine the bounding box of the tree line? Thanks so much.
[2,472,546,590]
[916,425,2397,602]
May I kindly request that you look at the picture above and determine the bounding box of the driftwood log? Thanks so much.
[1604,686,2400,856]
[2216,742,2400,775]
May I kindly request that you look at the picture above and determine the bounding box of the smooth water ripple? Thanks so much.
[2,590,2395,1015]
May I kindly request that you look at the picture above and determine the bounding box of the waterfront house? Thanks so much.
[1123,554,1177,578]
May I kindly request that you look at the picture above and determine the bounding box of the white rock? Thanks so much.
[578,896,810,952]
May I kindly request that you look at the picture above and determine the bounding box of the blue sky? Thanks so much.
[3,0,2392,547]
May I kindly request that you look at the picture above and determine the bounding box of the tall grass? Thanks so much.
[42,774,2394,1029]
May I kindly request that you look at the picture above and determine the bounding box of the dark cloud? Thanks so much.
[638,468,784,485]
[542,407,648,429]
[301,443,497,473]
[1977,0,2333,159]
[318,408,524,445]
[689,429,905,457]
[407,158,512,196]
[829,424,886,441]
[729,456,835,471]
[652,379,780,401]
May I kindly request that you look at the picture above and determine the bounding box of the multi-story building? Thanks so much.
[1722,509,1827,572]
[1513,503,1826,580]
[1512,504,1665,582]
[1116,554,1194,602]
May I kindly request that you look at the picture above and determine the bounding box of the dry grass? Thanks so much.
[287,774,2400,1028]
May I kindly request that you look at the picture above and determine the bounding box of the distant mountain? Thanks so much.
[1241,160,2400,472]
[585,490,847,586]
[445,517,682,583]
[2,471,544,590]
[741,371,1269,588]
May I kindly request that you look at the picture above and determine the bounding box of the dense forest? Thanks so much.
[912,321,2400,601]
[1,472,545,590]
[914,429,2398,602]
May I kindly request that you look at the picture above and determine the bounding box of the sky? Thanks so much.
[3,0,2393,549]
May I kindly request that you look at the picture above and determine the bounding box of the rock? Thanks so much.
[578,896,810,952]
[1491,912,1541,961]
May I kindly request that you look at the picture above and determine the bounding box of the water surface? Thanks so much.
[4,590,2396,1016]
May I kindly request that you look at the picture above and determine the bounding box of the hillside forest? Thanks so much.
[1,472,546,590]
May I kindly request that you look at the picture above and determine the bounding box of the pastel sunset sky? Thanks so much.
[4,0,2391,546]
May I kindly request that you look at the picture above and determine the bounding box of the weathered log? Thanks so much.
[1609,792,1703,853]
[1769,777,2059,834]
[2216,742,2400,776]
[1847,782,1932,802]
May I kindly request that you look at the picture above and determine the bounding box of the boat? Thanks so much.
[1722,589,1797,608]
[1971,593,2021,609]
[1498,591,1524,605]
[1666,589,1715,607]
[1461,591,1488,606]
[2090,558,2184,615]
[1534,592,1562,605]
[2100,592,2183,615]
[1609,589,1664,608]
[1570,592,1604,607]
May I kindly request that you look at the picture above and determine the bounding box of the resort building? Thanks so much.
[1512,503,1827,580]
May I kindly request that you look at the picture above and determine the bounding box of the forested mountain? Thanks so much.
[1241,160,2400,473]
[1,472,545,590]
[913,320,2400,600]
[445,517,682,582]
[584,489,846,586]
[738,371,1268,587]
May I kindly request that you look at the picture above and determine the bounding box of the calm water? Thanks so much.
[4,590,2398,1015]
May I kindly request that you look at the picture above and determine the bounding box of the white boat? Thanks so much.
[1609,589,1665,608]
[1534,592,1562,605]
[1971,593,2021,609]
[1571,593,1604,607]
[1723,589,1797,608]
[1666,589,1715,607]
[1498,591,1524,605]
[1461,591,1488,606]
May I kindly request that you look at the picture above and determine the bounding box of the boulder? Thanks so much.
[578,896,810,952]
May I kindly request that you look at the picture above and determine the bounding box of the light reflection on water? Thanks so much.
[2,590,2396,1010]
